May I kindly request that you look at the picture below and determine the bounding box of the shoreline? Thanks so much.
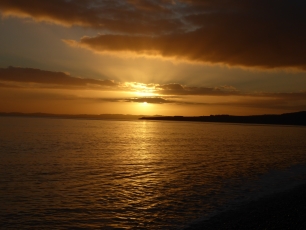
[1,111,306,126]
[141,111,306,126]
[185,183,306,230]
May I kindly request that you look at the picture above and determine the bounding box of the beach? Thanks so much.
[185,183,306,230]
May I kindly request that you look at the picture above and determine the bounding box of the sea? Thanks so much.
[1,116,306,229]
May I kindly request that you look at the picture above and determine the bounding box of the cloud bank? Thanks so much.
[0,66,116,88]
[1,66,305,102]
[156,83,239,96]
[0,66,242,96]
[0,0,183,34]
[0,66,305,113]
[1,0,305,69]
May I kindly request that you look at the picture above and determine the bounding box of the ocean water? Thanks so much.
[0,116,306,229]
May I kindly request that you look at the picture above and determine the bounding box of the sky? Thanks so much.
[0,0,306,116]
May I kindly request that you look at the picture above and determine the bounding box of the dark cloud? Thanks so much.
[89,96,177,104]
[0,0,183,35]
[71,20,306,69]
[124,97,171,104]
[57,0,306,69]
[127,0,169,12]
[156,83,239,96]
[97,92,306,110]
[2,0,305,69]
[0,66,116,88]
[258,92,306,102]
[0,82,21,88]
[0,66,238,96]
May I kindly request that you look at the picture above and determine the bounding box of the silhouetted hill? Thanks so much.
[140,111,306,126]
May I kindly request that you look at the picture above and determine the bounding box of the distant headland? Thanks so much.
[0,112,144,120]
[0,111,305,126]
[140,111,306,126]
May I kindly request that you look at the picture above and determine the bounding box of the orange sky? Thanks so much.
[0,0,305,115]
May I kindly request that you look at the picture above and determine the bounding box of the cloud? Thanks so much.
[124,97,171,104]
[0,66,239,96]
[93,96,173,104]
[127,0,170,12]
[0,82,21,88]
[1,65,305,113]
[2,0,305,69]
[2,66,305,107]
[0,0,183,35]
[0,66,116,88]
[93,92,306,111]
[67,23,306,70]
[258,91,306,102]
[155,83,239,96]
[94,96,202,105]
[214,96,306,111]
[202,90,306,111]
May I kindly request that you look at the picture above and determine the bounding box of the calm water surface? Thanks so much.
[0,117,306,229]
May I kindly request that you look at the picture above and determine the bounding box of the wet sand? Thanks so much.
[185,183,306,230]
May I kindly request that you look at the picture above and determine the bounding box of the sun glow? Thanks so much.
[140,101,149,108]
[122,82,159,97]
[135,91,157,97]
[130,102,152,115]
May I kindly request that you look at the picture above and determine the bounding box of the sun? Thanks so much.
[140,101,149,107]
[134,100,154,115]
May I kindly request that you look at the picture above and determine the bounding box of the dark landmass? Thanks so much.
[1,111,305,126]
[185,183,306,230]
[140,111,306,126]
[0,112,144,120]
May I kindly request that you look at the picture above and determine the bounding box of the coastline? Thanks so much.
[1,111,306,126]
[141,111,306,126]
[185,183,306,230]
